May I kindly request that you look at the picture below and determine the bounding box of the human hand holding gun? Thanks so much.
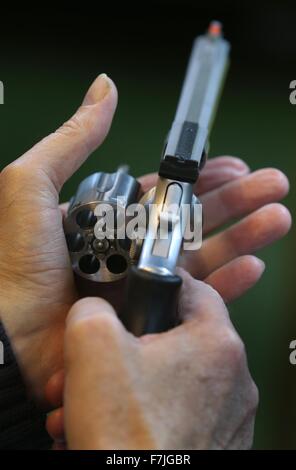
[63,22,290,335]
[0,23,291,446]
[46,273,258,450]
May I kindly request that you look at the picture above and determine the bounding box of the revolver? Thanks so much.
[64,21,230,335]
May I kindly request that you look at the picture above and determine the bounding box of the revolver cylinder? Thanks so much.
[64,168,140,284]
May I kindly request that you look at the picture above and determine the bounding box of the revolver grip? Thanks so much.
[120,266,182,336]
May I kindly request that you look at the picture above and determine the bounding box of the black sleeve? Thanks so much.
[0,322,52,449]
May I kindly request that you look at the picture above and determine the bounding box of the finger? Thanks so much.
[45,370,64,408]
[227,417,256,450]
[196,156,250,195]
[12,74,118,191]
[204,255,265,303]
[201,168,289,234]
[138,156,249,194]
[59,202,69,217]
[60,155,248,215]
[177,268,230,325]
[183,203,291,279]
[203,155,249,171]
[64,297,131,449]
[137,173,157,193]
[46,407,65,441]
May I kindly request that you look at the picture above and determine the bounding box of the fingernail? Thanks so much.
[232,166,249,175]
[233,163,250,174]
[257,258,266,274]
[82,73,111,105]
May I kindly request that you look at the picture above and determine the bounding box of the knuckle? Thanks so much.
[94,310,120,334]
[248,381,259,413]
[66,307,119,345]
[59,114,85,137]
[55,109,91,153]
[203,282,221,300]
[66,314,98,346]
[217,328,246,366]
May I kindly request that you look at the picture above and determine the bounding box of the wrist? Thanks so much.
[0,289,70,405]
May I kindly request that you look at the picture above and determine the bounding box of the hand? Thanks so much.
[0,74,118,402]
[0,73,290,404]
[139,162,291,303]
[46,271,258,450]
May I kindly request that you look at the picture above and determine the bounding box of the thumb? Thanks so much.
[177,268,230,326]
[64,297,129,449]
[13,74,118,191]
[64,296,124,366]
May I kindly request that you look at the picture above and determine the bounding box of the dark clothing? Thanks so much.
[0,322,52,449]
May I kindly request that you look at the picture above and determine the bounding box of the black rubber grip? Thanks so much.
[120,266,182,336]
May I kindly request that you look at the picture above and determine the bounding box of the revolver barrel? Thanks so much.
[160,21,230,183]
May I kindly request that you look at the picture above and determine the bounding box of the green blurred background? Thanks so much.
[0,0,295,449]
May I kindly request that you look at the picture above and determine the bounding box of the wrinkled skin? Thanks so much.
[47,272,258,450]
[0,74,291,447]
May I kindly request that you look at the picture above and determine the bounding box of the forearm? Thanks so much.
[0,322,52,449]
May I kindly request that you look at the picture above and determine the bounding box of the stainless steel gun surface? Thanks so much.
[137,21,230,278]
[164,21,229,172]
[64,167,140,283]
[64,21,230,334]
